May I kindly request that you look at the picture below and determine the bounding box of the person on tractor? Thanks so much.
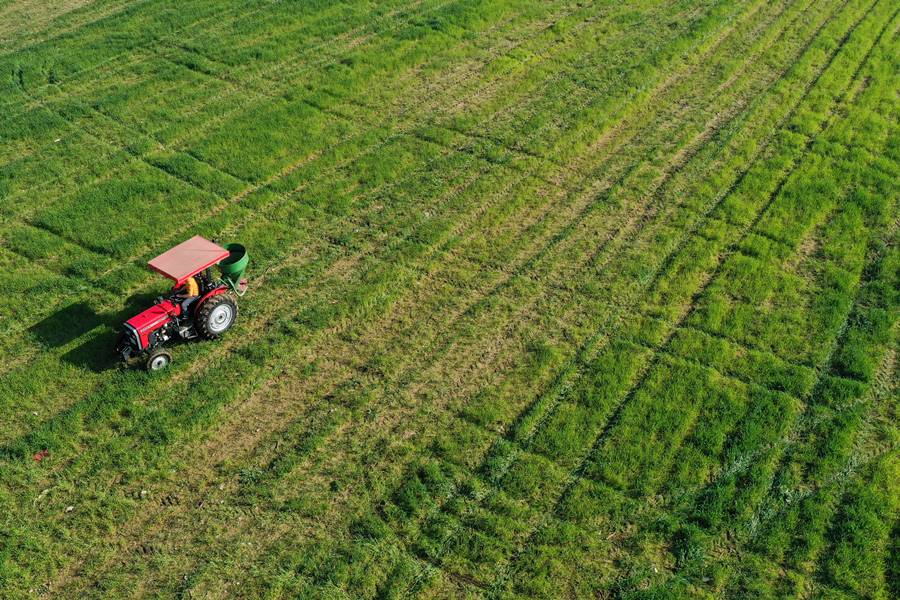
[176,275,200,312]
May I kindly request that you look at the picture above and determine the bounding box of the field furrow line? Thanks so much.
[727,2,899,544]
[0,0,152,57]
[0,0,138,52]
[0,0,277,111]
[806,343,898,593]
[45,1,784,592]
[246,0,864,592]
[370,0,811,401]
[0,0,587,369]
[740,230,898,542]
[475,2,890,592]
[0,0,740,420]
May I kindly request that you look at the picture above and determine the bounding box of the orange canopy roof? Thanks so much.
[147,236,229,285]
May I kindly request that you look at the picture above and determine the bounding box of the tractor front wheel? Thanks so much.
[146,349,172,371]
[197,294,238,339]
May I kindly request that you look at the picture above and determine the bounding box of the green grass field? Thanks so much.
[1,0,898,597]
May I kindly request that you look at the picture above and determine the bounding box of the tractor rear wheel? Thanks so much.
[146,349,172,371]
[197,294,237,339]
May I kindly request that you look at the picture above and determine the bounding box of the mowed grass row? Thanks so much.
[241,2,900,596]
[0,0,591,423]
[1,0,752,592]
[44,0,772,592]
[1,2,892,590]
[376,3,896,596]
[70,0,816,592]
[0,0,668,378]
[77,0,900,592]
[497,10,899,598]
[67,0,888,596]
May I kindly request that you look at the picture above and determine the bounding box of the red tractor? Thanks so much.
[116,236,248,370]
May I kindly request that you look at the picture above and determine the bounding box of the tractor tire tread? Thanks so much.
[196,294,238,339]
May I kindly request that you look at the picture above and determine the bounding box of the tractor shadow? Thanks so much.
[28,292,159,372]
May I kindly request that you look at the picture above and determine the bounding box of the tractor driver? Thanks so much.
[176,275,200,311]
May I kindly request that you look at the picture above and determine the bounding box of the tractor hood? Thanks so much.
[126,299,181,335]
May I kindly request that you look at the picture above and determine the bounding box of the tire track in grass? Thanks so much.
[167,0,768,510]
[0,0,585,322]
[809,343,898,594]
[661,254,896,541]
[0,0,146,54]
[739,225,899,561]
[3,0,756,588]
[609,0,894,370]
[148,0,511,139]
[156,0,496,150]
[0,0,612,446]
[51,124,568,596]
[0,0,704,428]
[39,145,497,598]
[619,170,852,510]
[710,423,897,599]
[221,0,812,548]
[330,0,816,406]
[0,0,276,112]
[0,0,583,382]
[149,0,645,196]
[484,3,894,594]
[186,0,856,592]
[8,95,520,482]
[643,200,838,501]
[0,0,672,290]
[185,0,864,584]
[0,0,425,117]
[720,4,898,549]
[646,216,897,594]
[45,1,772,592]
[382,0,884,592]
[0,0,461,207]
[765,342,898,595]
